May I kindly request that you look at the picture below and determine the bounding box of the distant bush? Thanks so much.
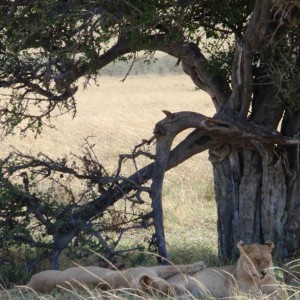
[100,55,183,77]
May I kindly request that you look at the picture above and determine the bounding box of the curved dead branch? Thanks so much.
[149,109,300,260]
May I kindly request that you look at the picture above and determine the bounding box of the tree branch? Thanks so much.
[228,0,273,116]
[160,42,231,110]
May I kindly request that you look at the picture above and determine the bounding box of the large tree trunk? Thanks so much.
[212,148,291,261]
[149,0,300,262]
[150,109,298,262]
[211,97,300,261]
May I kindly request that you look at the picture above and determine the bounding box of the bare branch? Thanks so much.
[161,42,231,109]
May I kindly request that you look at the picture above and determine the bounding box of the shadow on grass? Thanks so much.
[117,242,219,270]
[167,243,219,267]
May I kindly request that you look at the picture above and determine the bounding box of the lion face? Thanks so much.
[237,241,274,280]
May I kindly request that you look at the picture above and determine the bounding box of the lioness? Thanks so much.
[26,241,283,298]
[25,261,206,294]
[166,241,282,299]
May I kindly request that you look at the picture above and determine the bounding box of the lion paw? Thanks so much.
[187,261,206,273]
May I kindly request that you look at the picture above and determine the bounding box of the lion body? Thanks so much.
[25,261,206,293]
[25,242,283,299]
[26,266,114,293]
[167,265,235,298]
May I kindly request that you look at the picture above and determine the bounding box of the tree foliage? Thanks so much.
[1,0,300,283]
[0,0,254,135]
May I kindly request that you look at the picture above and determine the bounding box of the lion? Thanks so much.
[25,261,206,294]
[166,241,283,299]
[25,241,284,298]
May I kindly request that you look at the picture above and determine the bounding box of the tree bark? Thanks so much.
[209,85,298,260]
[150,109,297,261]
[282,110,300,256]
[211,152,238,260]
[179,0,300,261]
[151,120,173,264]
[211,148,291,260]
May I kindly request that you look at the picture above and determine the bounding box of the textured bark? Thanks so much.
[211,146,287,260]
[151,127,173,264]
[282,110,300,256]
[198,0,299,261]
[210,77,290,261]
[212,148,291,261]
[49,251,60,270]
[236,151,262,246]
[211,154,237,260]
[209,69,296,261]
[150,108,298,261]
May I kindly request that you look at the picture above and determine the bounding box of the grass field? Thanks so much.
[0,74,219,297]
[1,73,217,254]
[2,74,298,299]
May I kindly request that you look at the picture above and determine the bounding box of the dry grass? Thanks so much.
[0,74,219,298]
[0,75,214,158]
[2,74,298,299]
[1,74,217,256]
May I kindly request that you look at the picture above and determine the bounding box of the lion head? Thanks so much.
[237,241,274,280]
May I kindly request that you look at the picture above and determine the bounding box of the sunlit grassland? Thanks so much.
[0,73,217,257]
[0,74,214,158]
[0,74,219,298]
[3,73,298,299]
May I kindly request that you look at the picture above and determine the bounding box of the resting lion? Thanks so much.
[25,261,206,294]
[166,241,283,299]
[25,241,284,298]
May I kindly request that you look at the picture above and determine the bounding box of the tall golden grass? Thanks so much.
[0,74,217,258]
[0,75,214,157]
[2,259,299,300]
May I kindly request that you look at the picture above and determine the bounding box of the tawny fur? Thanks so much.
[26,241,285,299]
[25,261,206,293]
[166,241,284,299]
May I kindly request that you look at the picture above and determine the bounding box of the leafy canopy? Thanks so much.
[0,0,254,135]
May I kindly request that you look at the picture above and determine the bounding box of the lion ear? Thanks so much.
[265,240,274,251]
